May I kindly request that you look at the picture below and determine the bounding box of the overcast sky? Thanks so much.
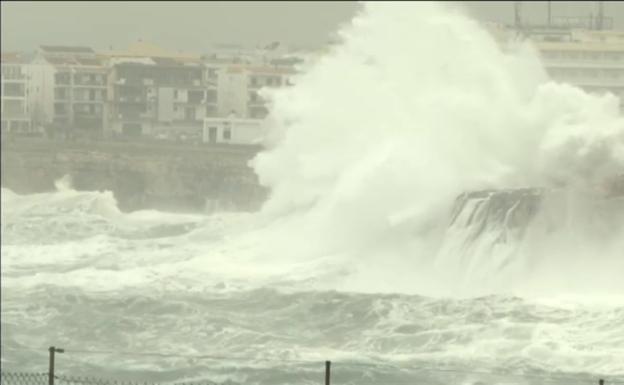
[2,1,623,53]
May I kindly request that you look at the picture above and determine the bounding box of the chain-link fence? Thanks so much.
[0,372,48,385]
[2,368,623,385]
[0,372,219,385]
[2,346,623,385]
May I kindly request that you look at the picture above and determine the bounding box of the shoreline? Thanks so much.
[1,137,267,213]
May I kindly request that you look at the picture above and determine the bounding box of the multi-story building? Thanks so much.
[106,49,218,140]
[534,30,624,108]
[29,46,108,137]
[487,23,624,109]
[217,65,295,119]
[1,53,33,135]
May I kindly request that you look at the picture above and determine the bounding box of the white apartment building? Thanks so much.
[486,23,624,109]
[29,46,109,137]
[217,65,295,119]
[534,30,624,108]
[203,116,266,145]
[1,53,33,134]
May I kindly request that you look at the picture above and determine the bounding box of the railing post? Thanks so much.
[48,346,64,385]
[599,380,604,385]
[325,360,331,385]
[48,346,56,385]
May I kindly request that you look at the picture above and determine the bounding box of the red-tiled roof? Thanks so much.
[1,52,27,64]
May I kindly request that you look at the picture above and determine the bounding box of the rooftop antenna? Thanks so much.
[547,1,552,26]
[596,1,604,30]
[514,1,522,28]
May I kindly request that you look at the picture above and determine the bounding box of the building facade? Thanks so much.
[107,56,218,141]
[1,53,33,134]
[217,65,295,119]
[534,30,624,109]
[203,116,265,145]
[3,42,302,141]
[487,24,624,109]
[29,46,108,138]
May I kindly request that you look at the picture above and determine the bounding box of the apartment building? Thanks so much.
[534,30,624,108]
[106,50,218,140]
[487,23,624,109]
[29,46,108,137]
[217,65,295,119]
[1,53,32,134]
[3,41,300,140]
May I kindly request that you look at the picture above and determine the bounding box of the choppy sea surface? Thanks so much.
[4,2,624,383]
[1,187,623,384]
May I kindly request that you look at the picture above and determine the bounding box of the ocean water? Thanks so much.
[2,2,624,384]
[1,187,623,384]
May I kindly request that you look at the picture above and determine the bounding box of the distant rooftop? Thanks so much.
[43,55,105,67]
[1,52,32,64]
[109,56,203,68]
[226,64,296,75]
[99,41,200,62]
[40,45,94,54]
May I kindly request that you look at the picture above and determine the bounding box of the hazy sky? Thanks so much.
[2,1,623,53]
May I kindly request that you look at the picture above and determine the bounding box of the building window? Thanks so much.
[188,90,203,103]
[3,83,25,97]
[185,107,195,121]
[223,127,231,140]
[174,89,179,99]
[205,89,217,103]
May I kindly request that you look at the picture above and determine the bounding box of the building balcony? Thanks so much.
[74,112,104,119]
[1,77,27,84]
[117,96,147,104]
[247,99,267,107]
[72,97,105,103]
[72,82,107,88]
[553,77,624,88]
[115,78,144,87]
[543,60,624,70]
[0,74,27,81]
[1,93,27,100]
[1,112,29,120]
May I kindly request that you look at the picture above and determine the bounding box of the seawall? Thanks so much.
[1,137,267,212]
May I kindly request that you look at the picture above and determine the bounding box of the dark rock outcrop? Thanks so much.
[1,138,267,212]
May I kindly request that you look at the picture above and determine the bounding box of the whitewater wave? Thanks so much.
[2,2,624,381]
[249,1,624,297]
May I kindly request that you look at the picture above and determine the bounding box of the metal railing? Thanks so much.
[1,345,622,385]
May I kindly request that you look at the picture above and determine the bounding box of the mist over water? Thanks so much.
[2,2,624,383]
